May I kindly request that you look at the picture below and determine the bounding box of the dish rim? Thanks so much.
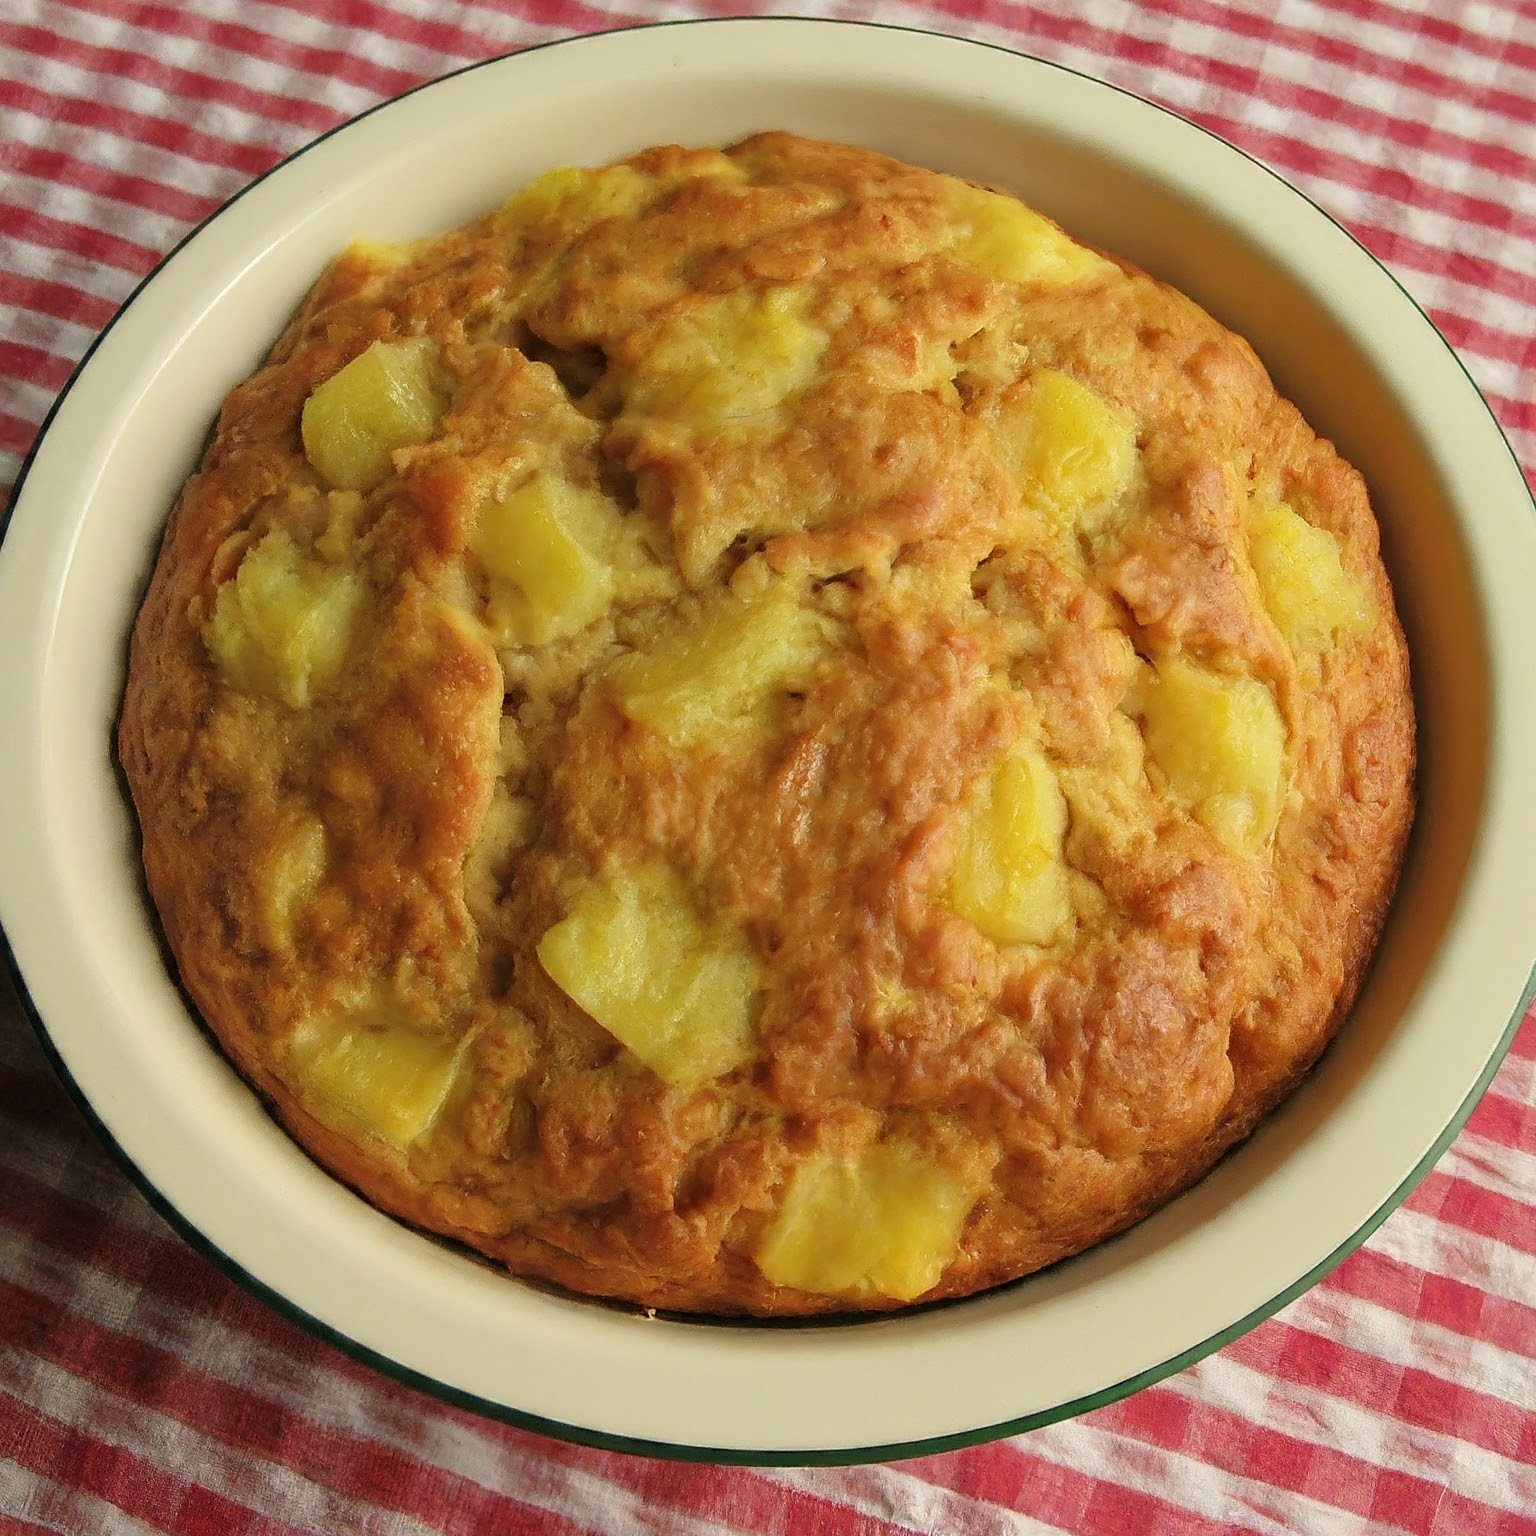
[1,16,1533,1463]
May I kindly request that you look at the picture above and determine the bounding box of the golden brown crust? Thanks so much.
[119,132,1414,1316]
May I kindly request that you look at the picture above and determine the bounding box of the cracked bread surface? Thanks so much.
[118,132,1414,1315]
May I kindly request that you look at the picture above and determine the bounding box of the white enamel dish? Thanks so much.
[2,20,1533,1463]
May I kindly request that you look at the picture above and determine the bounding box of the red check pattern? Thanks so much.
[2,2,1534,1530]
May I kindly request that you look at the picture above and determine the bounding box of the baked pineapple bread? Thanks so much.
[118,132,1414,1315]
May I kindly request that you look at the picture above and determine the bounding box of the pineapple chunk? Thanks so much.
[342,236,421,270]
[256,816,327,946]
[624,287,827,424]
[536,866,760,1089]
[301,337,443,491]
[203,527,362,706]
[996,368,1137,531]
[608,587,826,749]
[945,182,1113,287]
[756,1137,978,1302]
[497,163,655,238]
[497,158,745,245]
[1137,655,1287,856]
[474,473,614,645]
[287,1005,464,1150]
[951,748,1073,946]
[1248,500,1372,652]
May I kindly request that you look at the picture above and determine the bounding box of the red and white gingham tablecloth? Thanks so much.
[2,1,1534,1531]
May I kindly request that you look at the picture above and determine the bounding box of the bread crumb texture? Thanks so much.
[119,133,1414,1315]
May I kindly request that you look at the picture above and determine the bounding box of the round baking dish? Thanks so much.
[1,20,1533,1463]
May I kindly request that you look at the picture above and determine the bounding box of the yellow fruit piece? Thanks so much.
[1248,500,1372,651]
[288,1006,464,1150]
[301,337,443,491]
[609,587,827,749]
[756,1137,978,1302]
[945,182,1113,287]
[256,816,328,945]
[497,163,655,237]
[951,748,1073,946]
[474,474,615,645]
[625,287,827,424]
[536,867,760,1089]
[1137,655,1287,856]
[203,528,362,707]
[997,368,1137,530]
[341,236,422,273]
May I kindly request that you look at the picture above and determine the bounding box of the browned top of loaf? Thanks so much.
[118,132,1414,1315]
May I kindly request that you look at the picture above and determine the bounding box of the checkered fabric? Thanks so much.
[2,2,1533,1531]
